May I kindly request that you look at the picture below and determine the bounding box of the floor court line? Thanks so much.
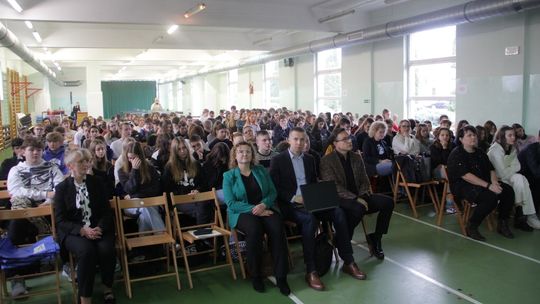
[392,211,540,265]
[351,240,482,304]
[267,276,305,304]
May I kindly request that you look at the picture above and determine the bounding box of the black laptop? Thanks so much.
[300,181,339,213]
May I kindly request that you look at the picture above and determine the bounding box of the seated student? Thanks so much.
[201,142,230,193]
[513,123,538,152]
[242,125,256,145]
[272,115,290,147]
[518,130,540,215]
[362,121,393,177]
[484,120,497,145]
[161,137,212,224]
[232,132,244,147]
[487,126,540,230]
[103,121,120,146]
[309,117,330,155]
[415,123,433,154]
[270,127,366,292]
[6,136,65,296]
[189,135,209,165]
[355,117,373,152]
[110,122,133,160]
[118,140,164,232]
[42,131,68,175]
[447,126,515,241]
[429,127,457,213]
[208,123,233,150]
[223,142,290,295]
[254,131,278,168]
[31,123,46,145]
[475,125,490,153]
[302,134,321,174]
[392,119,421,155]
[0,138,24,181]
[89,139,115,198]
[54,148,116,304]
[320,127,394,259]
[383,119,396,147]
[150,133,173,174]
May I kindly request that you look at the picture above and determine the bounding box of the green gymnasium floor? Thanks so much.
[6,201,539,304]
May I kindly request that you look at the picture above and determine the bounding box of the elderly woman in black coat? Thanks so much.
[54,148,116,304]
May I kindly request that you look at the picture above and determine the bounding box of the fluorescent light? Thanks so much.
[56,66,62,71]
[7,0,23,13]
[24,21,33,29]
[32,31,42,43]
[167,24,179,35]
[318,9,355,23]
[52,71,56,77]
[184,3,206,18]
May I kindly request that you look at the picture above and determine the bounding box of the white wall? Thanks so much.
[342,44,373,117]
[49,67,87,113]
[295,54,315,112]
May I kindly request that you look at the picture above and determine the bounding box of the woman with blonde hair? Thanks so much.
[362,121,393,177]
[161,137,211,224]
[54,148,116,304]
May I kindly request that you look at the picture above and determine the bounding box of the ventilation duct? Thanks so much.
[174,0,540,82]
[0,22,78,87]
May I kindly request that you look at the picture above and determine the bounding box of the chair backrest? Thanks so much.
[0,189,10,200]
[0,180,7,189]
[0,205,56,238]
[169,189,225,231]
[116,193,172,237]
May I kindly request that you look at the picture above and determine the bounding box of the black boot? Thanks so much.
[276,277,290,296]
[466,223,486,241]
[251,277,265,293]
[367,233,385,260]
[497,219,514,239]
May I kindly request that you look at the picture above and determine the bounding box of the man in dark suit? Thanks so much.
[320,127,394,260]
[270,127,366,291]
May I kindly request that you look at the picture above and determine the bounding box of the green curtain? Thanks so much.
[101,81,156,118]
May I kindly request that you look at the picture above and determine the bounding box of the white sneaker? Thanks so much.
[10,279,28,297]
[526,214,540,229]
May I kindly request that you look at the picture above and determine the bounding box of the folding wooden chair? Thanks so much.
[392,161,439,218]
[0,180,7,190]
[0,190,10,211]
[0,205,62,304]
[170,189,236,288]
[116,194,180,298]
[437,166,493,235]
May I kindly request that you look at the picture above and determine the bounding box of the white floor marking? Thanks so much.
[393,211,540,265]
[267,276,305,304]
[351,240,482,304]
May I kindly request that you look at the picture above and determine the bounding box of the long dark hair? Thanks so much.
[206,142,230,167]
[494,125,515,153]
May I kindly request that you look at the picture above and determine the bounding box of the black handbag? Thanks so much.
[314,232,334,276]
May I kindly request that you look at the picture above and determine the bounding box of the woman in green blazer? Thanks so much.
[223,142,290,296]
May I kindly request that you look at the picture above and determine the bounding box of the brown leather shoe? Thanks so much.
[305,271,325,291]
[342,263,367,280]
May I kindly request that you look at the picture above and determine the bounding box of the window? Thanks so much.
[407,26,456,125]
[176,81,183,112]
[316,48,342,114]
[264,61,280,108]
[227,69,238,108]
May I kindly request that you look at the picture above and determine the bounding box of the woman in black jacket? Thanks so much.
[362,121,393,177]
[54,148,116,304]
[430,128,457,213]
[88,139,114,198]
[308,117,330,155]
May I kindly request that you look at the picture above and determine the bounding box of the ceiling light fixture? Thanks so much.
[167,24,179,34]
[24,21,33,29]
[184,3,206,18]
[318,9,355,24]
[32,31,42,43]
[6,0,23,13]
